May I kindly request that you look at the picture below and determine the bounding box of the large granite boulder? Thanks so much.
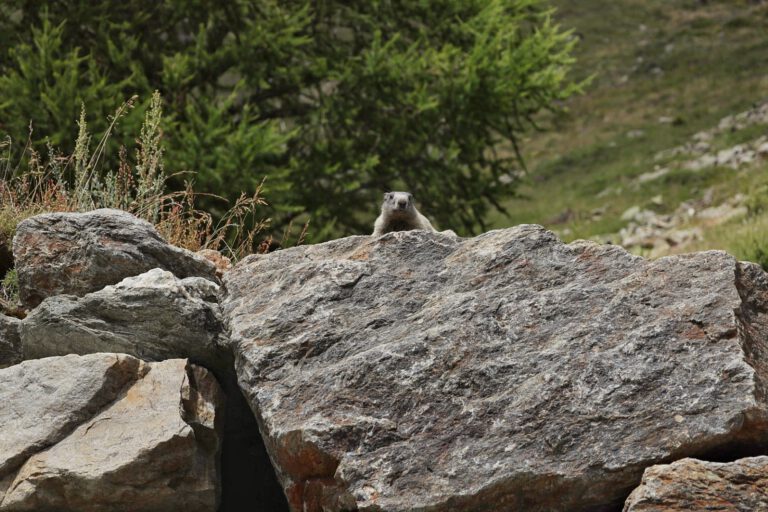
[0,354,224,511]
[21,268,229,373]
[623,456,768,511]
[0,315,20,368]
[13,209,216,309]
[222,226,768,512]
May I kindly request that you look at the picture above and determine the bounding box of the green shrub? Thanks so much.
[1,92,271,262]
[1,0,582,239]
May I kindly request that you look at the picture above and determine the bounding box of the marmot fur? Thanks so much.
[372,191,436,236]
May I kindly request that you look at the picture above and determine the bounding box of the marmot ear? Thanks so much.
[384,192,391,200]
[408,193,413,200]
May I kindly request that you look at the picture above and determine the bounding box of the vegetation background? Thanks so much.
[0,0,579,245]
[2,0,768,268]
[494,0,768,266]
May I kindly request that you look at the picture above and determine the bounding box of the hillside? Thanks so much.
[492,0,768,264]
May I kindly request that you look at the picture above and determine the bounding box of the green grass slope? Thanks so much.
[491,0,768,264]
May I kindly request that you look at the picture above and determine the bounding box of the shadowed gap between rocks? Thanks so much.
[218,371,289,512]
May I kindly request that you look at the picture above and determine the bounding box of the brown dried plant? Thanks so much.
[1,92,283,285]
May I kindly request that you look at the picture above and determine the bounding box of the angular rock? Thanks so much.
[21,268,229,374]
[0,354,224,511]
[0,354,140,478]
[18,268,288,511]
[12,208,216,309]
[0,315,21,368]
[623,456,768,511]
[222,226,768,512]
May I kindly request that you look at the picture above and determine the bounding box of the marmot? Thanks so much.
[372,191,436,236]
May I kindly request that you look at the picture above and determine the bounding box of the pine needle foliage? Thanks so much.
[1,0,582,238]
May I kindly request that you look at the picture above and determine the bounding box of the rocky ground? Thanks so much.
[561,100,768,259]
[4,209,768,511]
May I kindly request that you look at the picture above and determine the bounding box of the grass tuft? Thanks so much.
[1,92,293,314]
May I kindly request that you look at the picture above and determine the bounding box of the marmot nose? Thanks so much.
[397,200,407,208]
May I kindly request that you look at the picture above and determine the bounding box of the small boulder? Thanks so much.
[12,209,216,309]
[0,354,224,511]
[21,268,229,375]
[623,457,768,511]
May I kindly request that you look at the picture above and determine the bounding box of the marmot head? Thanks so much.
[381,191,416,217]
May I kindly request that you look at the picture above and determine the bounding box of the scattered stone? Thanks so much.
[692,130,713,142]
[223,227,768,512]
[715,144,756,168]
[0,355,224,511]
[597,186,622,198]
[21,268,229,375]
[637,167,669,183]
[618,193,745,257]
[620,205,641,221]
[623,457,768,511]
[717,101,768,133]
[682,153,718,172]
[654,146,687,162]
[648,101,768,176]
[626,129,645,139]
[663,227,702,247]
[697,203,748,224]
[620,207,664,227]
[0,315,21,368]
[13,209,217,309]
[0,354,140,479]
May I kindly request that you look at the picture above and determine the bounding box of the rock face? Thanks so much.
[13,209,216,309]
[623,456,768,511]
[0,315,21,368]
[21,268,229,373]
[0,354,224,511]
[222,226,768,512]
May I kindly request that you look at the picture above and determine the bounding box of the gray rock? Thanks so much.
[21,268,229,374]
[623,456,768,511]
[0,355,224,512]
[0,315,21,368]
[222,226,768,512]
[0,354,140,479]
[18,268,289,511]
[12,209,216,309]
